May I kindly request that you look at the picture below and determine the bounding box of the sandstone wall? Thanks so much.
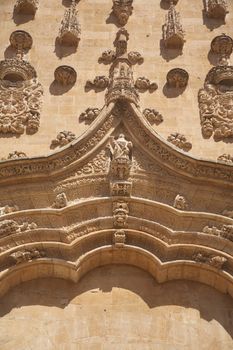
[0,0,233,159]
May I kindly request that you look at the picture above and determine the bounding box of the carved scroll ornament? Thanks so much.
[54,66,77,86]
[167,133,192,152]
[51,131,76,149]
[166,68,189,88]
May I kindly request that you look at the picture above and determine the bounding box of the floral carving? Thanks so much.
[79,108,101,124]
[143,109,163,125]
[217,154,233,164]
[112,0,133,26]
[10,249,45,264]
[204,0,228,19]
[135,77,158,91]
[193,252,227,269]
[198,64,233,140]
[113,229,126,248]
[162,2,185,49]
[166,68,189,88]
[86,76,109,90]
[58,0,81,46]
[108,134,133,180]
[167,133,192,152]
[51,131,76,149]
[52,193,67,209]
[0,219,37,238]
[173,194,188,210]
[14,0,39,15]
[203,224,233,242]
[113,201,129,228]
[54,66,77,86]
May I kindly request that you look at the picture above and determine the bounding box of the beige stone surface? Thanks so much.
[0,0,233,159]
[0,265,232,350]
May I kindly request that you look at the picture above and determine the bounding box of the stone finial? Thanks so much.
[162,2,185,49]
[204,0,228,20]
[143,109,163,125]
[79,108,101,124]
[51,131,76,149]
[14,0,39,15]
[1,151,27,161]
[113,201,129,228]
[113,230,126,248]
[112,0,133,26]
[54,66,77,86]
[166,68,189,88]
[58,0,81,46]
[167,133,192,152]
[203,224,233,242]
[173,194,188,210]
[52,193,67,209]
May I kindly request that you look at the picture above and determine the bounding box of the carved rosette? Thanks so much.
[162,2,185,49]
[54,66,77,86]
[52,193,67,209]
[167,133,192,152]
[58,0,81,46]
[143,109,163,125]
[14,0,39,15]
[113,230,126,248]
[198,65,233,140]
[166,68,189,88]
[10,249,45,265]
[211,34,233,65]
[112,0,133,26]
[79,108,100,124]
[217,153,233,164]
[173,194,188,210]
[193,252,227,269]
[51,131,76,149]
[204,0,228,19]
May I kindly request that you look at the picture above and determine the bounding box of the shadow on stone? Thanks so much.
[160,39,183,61]
[202,10,225,31]
[49,80,75,95]
[54,38,79,59]
[163,83,186,98]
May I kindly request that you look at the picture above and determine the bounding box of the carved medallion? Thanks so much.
[112,0,133,26]
[166,68,189,88]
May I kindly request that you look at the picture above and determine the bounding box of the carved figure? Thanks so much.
[110,181,132,196]
[79,108,100,124]
[14,0,39,15]
[108,134,133,179]
[173,194,188,210]
[204,0,228,19]
[54,66,77,86]
[112,0,133,26]
[10,249,45,264]
[166,68,189,88]
[143,109,163,125]
[113,230,126,248]
[113,201,129,228]
[162,2,185,49]
[52,193,67,209]
[167,133,192,152]
[0,219,37,238]
[58,0,81,46]
[51,131,76,149]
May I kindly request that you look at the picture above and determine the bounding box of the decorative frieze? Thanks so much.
[0,205,19,216]
[143,109,163,125]
[162,2,185,49]
[204,0,228,20]
[166,68,189,88]
[193,252,227,269]
[54,66,77,86]
[113,229,126,248]
[113,201,129,228]
[52,193,67,209]
[217,154,233,164]
[10,249,45,264]
[14,0,39,15]
[2,151,27,160]
[79,108,101,124]
[58,0,81,46]
[173,194,188,210]
[135,77,158,91]
[51,131,76,149]
[108,134,133,180]
[0,219,37,238]
[167,133,192,152]
[112,0,133,26]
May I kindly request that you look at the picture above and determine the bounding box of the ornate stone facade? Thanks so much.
[204,0,228,19]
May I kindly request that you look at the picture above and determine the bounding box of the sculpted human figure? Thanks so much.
[109,134,132,161]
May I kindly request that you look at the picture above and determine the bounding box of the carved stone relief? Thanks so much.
[173,194,188,210]
[162,2,185,49]
[193,252,227,269]
[0,205,19,216]
[113,201,129,228]
[143,109,163,125]
[14,0,39,15]
[166,68,189,88]
[204,0,228,20]
[1,151,27,160]
[54,66,77,86]
[0,31,43,136]
[203,224,233,242]
[112,0,133,26]
[52,193,67,209]
[79,108,101,124]
[50,131,76,149]
[10,249,45,264]
[57,0,81,46]
[0,219,37,238]
[113,229,126,248]
[217,153,233,164]
[135,77,158,92]
[167,133,192,152]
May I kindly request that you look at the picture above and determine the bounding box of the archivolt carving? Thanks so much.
[0,205,19,216]
[1,151,27,160]
[143,109,163,125]
[173,194,188,210]
[112,0,133,26]
[10,249,45,265]
[113,201,129,228]
[204,0,228,19]
[203,224,233,242]
[50,131,76,149]
[0,219,37,239]
[113,229,126,248]
[167,132,192,152]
